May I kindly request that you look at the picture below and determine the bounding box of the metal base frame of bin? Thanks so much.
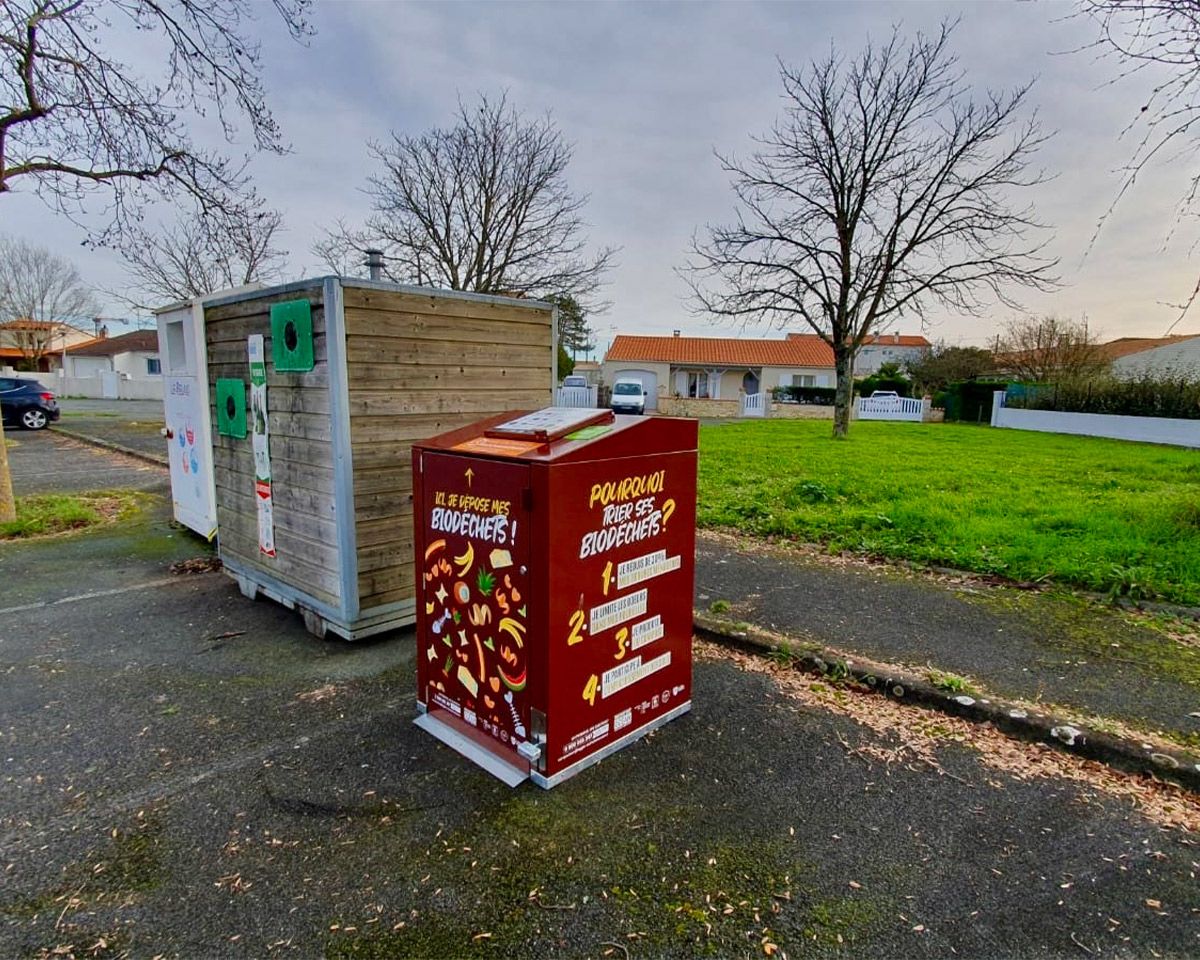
[528,701,691,790]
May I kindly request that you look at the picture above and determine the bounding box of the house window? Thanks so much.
[795,374,816,388]
[146,357,161,375]
[685,371,709,398]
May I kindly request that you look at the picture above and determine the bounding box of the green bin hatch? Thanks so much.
[271,299,314,372]
[216,378,247,438]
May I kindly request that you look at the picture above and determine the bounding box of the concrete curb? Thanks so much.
[693,611,1200,794]
[51,426,168,469]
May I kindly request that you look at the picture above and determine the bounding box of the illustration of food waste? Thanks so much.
[420,462,530,751]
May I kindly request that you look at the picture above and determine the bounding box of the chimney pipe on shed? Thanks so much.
[364,249,384,282]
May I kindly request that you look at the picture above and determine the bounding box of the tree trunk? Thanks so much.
[832,348,854,438]
[0,418,15,524]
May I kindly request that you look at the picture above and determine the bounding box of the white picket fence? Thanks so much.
[740,392,766,418]
[856,395,927,421]
[555,384,598,408]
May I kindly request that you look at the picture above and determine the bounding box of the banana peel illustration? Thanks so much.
[498,617,525,648]
[453,541,475,577]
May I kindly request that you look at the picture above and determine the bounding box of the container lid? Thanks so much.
[485,407,613,442]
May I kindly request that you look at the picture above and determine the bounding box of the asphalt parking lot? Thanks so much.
[5,429,165,496]
[1,441,1198,958]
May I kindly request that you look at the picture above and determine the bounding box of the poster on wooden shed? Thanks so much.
[248,334,276,558]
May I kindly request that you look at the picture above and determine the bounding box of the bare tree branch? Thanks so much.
[0,0,312,242]
[314,92,615,308]
[1079,0,1200,332]
[992,313,1108,382]
[683,21,1058,437]
[0,234,96,368]
[112,196,287,311]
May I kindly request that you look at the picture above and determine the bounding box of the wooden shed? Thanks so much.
[203,277,556,639]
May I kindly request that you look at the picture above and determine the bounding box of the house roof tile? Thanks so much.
[68,330,159,357]
[785,332,929,347]
[606,334,834,367]
[1096,334,1200,361]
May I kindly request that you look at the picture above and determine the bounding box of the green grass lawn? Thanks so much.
[698,420,1200,605]
[0,492,141,539]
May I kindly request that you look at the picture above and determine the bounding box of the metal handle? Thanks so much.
[516,740,542,763]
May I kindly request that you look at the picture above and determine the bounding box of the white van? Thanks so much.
[611,378,647,415]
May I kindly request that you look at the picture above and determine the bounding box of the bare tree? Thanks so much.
[0,235,96,368]
[685,22,1057,437]
[315,93,615,306]
[113,198,287,310]
[0,0,311,241]
[993,314,1108,382]
[1082,0,1200,331]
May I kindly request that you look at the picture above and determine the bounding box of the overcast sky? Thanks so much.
[5,1,1197,352]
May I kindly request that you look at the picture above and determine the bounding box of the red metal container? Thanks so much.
[411,407,697,788]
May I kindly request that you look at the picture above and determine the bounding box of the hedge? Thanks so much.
[1005,374,1200,421]
[935,380,1010,422]
[772,385,837,405]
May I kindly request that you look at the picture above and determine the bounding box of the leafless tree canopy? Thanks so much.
[314,93,614,306]
[113,198,287,310]
[0,0,311,241]
[1082,0,1200,328]
[685,22,1057,436]
[0,234,96,365]
[993,314,1107,383]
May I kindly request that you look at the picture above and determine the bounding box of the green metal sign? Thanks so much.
[270,298,314,372]
[215,378,246,438]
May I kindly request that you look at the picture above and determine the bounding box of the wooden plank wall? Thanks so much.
[205,284,342,609]
[342,286,554,611]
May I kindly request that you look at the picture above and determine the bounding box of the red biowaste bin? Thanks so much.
[411,407,697,789]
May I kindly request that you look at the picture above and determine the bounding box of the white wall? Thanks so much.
[113,350,161,379]
[67,351,161,381]
[992,393,1200,448]
[763,366,833,389]
[69,356,110,378]
[1113,337,1200,379]
[48,371,163,400]
[854,344,925,375]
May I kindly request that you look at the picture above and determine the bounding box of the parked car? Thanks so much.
[611,378,647,415]
[0,376,60,430]
[561,374,589,389]
[868,390,901,409]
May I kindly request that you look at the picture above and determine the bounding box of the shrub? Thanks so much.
[855,362,913,397]
[772,385,837,405]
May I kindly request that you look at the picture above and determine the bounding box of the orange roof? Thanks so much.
[1096,335,1200,361]
[606,334,833,367]
[786,332,929,347]
[0,319,73,331]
